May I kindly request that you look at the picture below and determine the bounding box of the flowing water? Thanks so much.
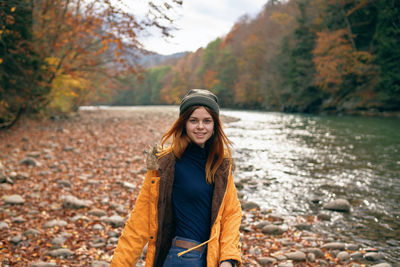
[222,109,400,264]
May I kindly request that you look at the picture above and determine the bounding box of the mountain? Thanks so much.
[138,51,188,68]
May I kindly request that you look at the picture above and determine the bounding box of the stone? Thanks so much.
[28,262,57,267]
[321,242,346,250]
[27,151,41,158]
[102,215,125,228]
[261,224,286,235]
[337,251,350,262]
[62,195,92,209]
[23,228,41,237]
[371,263,392,267]
[0,221,9,230]
[11,216,26,223]
[241,201,260,211]
[91,261,109,267]
[19,157,41,167]
[317,212,331,221]
[285,251,306,261]
[57,180,71,187]
[10,235,22,244]
[278,262,294,267]
[294,223,312,230]
[46,248,74,257]
[364,252,383,261]
[0,184,12,190]
[255,221,270,229]
[88,208,107,217]
[323,199,351,212]
[350,252,364,260]
[4,194,25,205]
[257,257,277,265]
[92,224,104,231]
[122,182,135,189]
[42,220,68,229]
[307,253,316,262]
[346,243,359,251]
[50,236,67,247]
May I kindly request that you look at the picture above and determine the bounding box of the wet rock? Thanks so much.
[46,248,74,257]
[19,157,41,167]
[42,219,68,229]
[350,252,363,260]
[102,215,125,228]
[337,251,350,262]
[257,257,277,265]
[91,261,109,267]
[364,252,383,261]
[4,194,25,205]
[261,224,286,235]
[346,243,359,250]
[321,242,346,250]
[0,221,9,230]
[10,235,22,244]
[29,262,57,267]
[62,195,93,209]
[285,251,306,261]
[323,199,351,212]
[241,201,260,211]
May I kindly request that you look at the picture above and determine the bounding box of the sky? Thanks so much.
[134,1,267,55]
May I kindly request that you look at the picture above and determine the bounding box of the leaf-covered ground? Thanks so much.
[0,108,382,266]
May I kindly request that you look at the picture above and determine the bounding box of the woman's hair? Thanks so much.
[159,105,232,183]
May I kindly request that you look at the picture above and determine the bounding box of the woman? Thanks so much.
[111,89,242,267]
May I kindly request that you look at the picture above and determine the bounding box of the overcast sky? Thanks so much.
[136,1,267,55]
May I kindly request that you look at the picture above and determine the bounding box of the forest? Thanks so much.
[1,0,400,129]
[112,0,400,115]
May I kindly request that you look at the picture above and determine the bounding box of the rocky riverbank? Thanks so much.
[0,108,393,266]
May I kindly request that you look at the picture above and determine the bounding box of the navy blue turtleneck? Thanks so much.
[172,143,214,243]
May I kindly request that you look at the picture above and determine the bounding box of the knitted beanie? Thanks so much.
[179,89,219,115]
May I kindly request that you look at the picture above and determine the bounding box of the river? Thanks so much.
[222,109,400,264]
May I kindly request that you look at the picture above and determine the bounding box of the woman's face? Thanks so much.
[186,106,214,148]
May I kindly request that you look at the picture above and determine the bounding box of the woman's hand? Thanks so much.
[220,261,233,267]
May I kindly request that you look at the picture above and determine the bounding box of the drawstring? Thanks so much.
[177,234,216,257]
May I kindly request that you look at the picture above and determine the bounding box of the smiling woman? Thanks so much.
[111,89,242,267]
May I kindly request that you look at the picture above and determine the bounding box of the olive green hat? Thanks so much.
[179,89,219,115]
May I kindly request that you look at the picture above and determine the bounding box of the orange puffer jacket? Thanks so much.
[110,151,242,267]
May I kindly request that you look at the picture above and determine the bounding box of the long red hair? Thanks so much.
[159,106,232,184]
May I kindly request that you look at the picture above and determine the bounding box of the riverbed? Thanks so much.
[222,109,400,264]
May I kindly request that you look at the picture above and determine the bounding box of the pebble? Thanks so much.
[294,223,312,230]
[28,262,57,267]
[0,221,9,230]
[4,194,25,205]
[337,251,350,262]
[241,201,260,211]
[321,242,346,250]
[102,215,125,227]
[364,252,383,261]
[89,208,107,217]
[257,257,277,265]
[346,243,359,250]
[307,253,316,262]
[19,157,41,167]
[284,251,306,261]
[46,248,74,257]
[50,236,67,247]
[317,212,331,221]
[10,235,22,244]
[350,252,364,260]
[323,199,351,212]
[91,261,109,267]
[23,228,41,237]
[92,224,104,230]
[371,263,392,267]
[62,195,93,209]
[42,219,68,229]
[12,216,26,223]
[261,224,286,235]
[302,248,324,258]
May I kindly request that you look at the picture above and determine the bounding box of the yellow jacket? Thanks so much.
[110,151,242,267]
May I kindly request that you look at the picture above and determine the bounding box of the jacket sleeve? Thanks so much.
[219,167,243,266]
[110,170,158,267]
